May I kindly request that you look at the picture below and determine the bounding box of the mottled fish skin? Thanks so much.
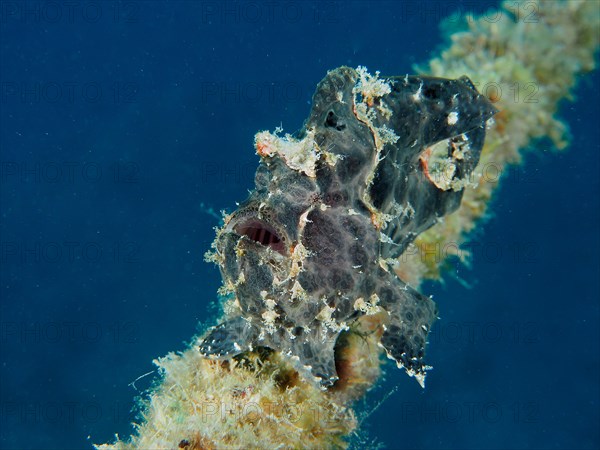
[199,67,497,388]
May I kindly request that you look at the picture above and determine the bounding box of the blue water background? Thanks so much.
[0,1,598,449]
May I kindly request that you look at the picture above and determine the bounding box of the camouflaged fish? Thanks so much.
[200,66,496,388]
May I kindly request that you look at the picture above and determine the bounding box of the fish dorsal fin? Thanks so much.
[362,74,497,258]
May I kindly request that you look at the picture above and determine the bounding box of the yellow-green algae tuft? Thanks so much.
[95,315,384,450]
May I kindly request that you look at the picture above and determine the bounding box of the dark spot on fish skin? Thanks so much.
[298,270,319,294]
[349,242,368,267]
[303,211,343,257]
[324,190,348,207]
[412,334,424,348]
[423,85,439,100]
[328,268,354,291]
[369,151,395,209]
[315,160,334,192]
[336,155,364,182]
[325,110,346,131]
[342,217,366,240]
[378,287,395,306]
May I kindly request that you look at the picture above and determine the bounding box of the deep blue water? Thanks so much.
[0,1,598,449]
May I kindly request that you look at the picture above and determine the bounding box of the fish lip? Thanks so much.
[227,211,289,256]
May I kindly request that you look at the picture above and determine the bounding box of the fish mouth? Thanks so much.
[233,217,287,255]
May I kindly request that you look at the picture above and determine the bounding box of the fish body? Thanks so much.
[200,67,497,387]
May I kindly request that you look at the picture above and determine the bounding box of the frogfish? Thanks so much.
[199,66,496,388]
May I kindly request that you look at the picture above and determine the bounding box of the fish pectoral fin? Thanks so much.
[378,278,438,387]
[198,316,258,359]
[288,330,340,388]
